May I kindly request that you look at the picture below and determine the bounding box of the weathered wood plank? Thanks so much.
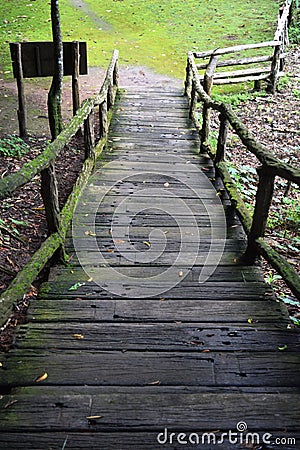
[2,350,300,388]
[0,387,299,432]
[49,264,259,284]
[14,322,300,351]
[27,299,286,323]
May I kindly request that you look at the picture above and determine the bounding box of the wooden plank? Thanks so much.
[2,350,300,388]
[27,299,286,323]
[0,387,299,432]
[39,281,271,300]
[48,265,264,283]
[14,322,300,352]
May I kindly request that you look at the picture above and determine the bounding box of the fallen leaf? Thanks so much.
[278,345,288,351]
[35,372,48,382]
[86,415,103,420]
[4,399,18,409]
[85,230,96,237]
[143,241,151,248]
[73,334,84,339]
[247,318,253,324]
[201,349,211,353]
[69,282,86,291]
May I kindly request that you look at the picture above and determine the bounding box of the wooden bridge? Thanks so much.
[1,70,300,448]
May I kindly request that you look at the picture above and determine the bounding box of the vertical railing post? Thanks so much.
[113,58,119,89]
[71,40,80,116]
[107,82,114,110]
[99,100,108,139]
[41,163,60,235]
[184,54,192,97]
[189,79,197,120]
[215,113,229,164]
[244,165,275,263]
[268,44,280,94]
[84,110,95,160]
[200,55,218,154]
[11,43,27,139]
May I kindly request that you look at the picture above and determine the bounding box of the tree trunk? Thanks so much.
[48,0,63,141]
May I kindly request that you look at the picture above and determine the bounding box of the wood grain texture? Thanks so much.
[0,85,299,449]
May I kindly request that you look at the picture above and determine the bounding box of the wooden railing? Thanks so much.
[189,0,293,92]
[185,52,300,300]
[0,50,119,325]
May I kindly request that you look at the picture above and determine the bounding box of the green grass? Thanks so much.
[0,0,279,80]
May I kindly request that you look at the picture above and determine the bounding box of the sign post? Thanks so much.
[10,41,87,137]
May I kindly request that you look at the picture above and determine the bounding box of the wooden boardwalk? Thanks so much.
[1,86,300,449]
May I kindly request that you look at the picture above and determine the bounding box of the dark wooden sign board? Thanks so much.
[10,41,87,137]
[10,41,87,78]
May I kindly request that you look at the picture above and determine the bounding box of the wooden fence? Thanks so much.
[190,0,293,92]
[185,52,300,300]
[0,50,119,326]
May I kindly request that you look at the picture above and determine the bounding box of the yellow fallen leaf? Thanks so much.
[143,241,151,248]
[247,318,253,324]
[88,277,93,282]
[0,362,3,367]
[85,230,96,237]
[35,372,48,382]
[73,334,84,339]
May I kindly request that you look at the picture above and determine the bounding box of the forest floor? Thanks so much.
[0,48,299,350]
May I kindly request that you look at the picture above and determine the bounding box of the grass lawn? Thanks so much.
[0,0,279,80]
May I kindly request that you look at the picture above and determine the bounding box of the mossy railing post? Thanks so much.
[99,100,108,139]
[215,113,229,164]
[113,58,119,88]
[41,163,60,235]
[107,82,114,110]
[84,110,95,160]
[189,79,197,120]
[200,55,218,154]
[244,166,275,263]
[184,54,192,97]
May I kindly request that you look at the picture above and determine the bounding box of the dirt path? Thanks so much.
[0,65,181,137]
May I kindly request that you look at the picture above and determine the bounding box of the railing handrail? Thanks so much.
[0,50,119,326]
[185,51,300,299]
[193,40,280,59]
[0,49,119,201]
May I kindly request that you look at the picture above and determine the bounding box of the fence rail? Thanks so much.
[190,0,293,92]
[185,52,300,300]
[0,50,119,326]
